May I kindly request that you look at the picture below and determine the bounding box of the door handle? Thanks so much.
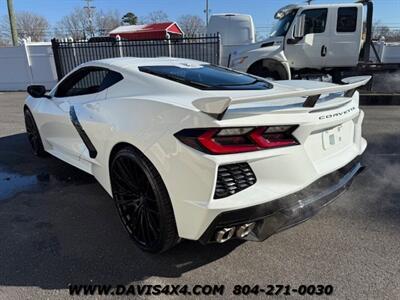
[321,45,327,57]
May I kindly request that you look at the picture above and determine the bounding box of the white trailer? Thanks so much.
[207,1,400,85]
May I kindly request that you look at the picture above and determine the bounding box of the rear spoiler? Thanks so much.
[192,76,371,120]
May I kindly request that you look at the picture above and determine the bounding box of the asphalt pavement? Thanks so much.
[0,92,399,299]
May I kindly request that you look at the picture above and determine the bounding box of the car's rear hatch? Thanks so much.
[193,76,370,175]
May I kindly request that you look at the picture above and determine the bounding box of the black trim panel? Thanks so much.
[214,163,257,199]
[344,88,356,97]
[205,107,228,121]
[199,156,364,244]
[69,106,98,159]
[303,94,321,107]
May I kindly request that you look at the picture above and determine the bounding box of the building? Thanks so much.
[109,22,184,40]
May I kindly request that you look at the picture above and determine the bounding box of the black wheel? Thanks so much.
[248,63,272,78]
[24,108,46,157]
[110,147,179,253]
[331,70,344,84]
[247,60,288,81]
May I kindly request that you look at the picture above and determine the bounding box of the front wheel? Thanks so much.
[247,60,289,81]
[110,147,179,253]
[331,70,344,84]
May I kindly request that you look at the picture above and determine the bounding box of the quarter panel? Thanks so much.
[74,96,226,239]
[74,96,215,194]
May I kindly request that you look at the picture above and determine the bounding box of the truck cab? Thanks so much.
[285,3,363,69]
[208,2,365,80]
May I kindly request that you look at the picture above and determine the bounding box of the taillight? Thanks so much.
[175,125,299,155]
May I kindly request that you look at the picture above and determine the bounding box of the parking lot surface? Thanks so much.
[0,92,399,299]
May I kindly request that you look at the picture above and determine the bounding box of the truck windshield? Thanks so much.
[139,65,273,90]
[270,9,298,38]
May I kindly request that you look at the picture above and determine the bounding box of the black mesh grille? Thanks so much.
[214,163,257,199]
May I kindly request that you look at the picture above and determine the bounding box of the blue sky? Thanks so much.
[1,0,399,35]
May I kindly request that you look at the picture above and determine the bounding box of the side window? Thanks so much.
[99,70,124,91]
[55,67,123,98]
[337,7,357,33]
[301,9,328,35]
[67,69,108,97]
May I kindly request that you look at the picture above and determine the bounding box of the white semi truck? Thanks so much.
[207,0,400,84]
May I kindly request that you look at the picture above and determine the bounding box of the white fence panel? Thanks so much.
[0,42,57,91]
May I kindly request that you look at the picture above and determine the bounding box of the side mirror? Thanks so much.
[294,14,305,39]
[27,85,49,98]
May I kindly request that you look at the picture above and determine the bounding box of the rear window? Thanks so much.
[337,7,357,33]
[138,65,273,90]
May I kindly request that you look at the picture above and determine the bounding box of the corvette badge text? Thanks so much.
[319,107,356,120]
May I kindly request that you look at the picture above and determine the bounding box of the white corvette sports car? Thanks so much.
[25,57,370,252]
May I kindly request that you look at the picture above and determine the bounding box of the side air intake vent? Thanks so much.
[214,163,256,199]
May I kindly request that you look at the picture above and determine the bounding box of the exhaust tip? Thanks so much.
[215,227,235,243]
[236,222,255,239]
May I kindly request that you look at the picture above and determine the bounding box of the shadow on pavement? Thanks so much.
[0,133,243,289]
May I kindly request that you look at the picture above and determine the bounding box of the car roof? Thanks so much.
[83,57,208,72]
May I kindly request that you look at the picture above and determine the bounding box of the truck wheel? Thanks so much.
[110,146,179,253]
[331,70,343,84]
[247,60,288,80]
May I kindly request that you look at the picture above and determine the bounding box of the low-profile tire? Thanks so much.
[110,147,179,253]
[247,60,288,81]
[331,70,344,84]
[24,108,47,157]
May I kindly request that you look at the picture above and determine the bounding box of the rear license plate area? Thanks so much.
[322,125,343,150]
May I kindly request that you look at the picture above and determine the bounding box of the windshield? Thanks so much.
[270,9,298,38]
[139,65,273,90]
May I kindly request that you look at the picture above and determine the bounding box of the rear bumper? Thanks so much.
[199,156,364,244]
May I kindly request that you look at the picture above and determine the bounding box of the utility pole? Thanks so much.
[204,0,210,26]
[83,0,96,38]
[7,0,18,46]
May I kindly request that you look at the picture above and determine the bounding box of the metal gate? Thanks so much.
[51,35,221,80]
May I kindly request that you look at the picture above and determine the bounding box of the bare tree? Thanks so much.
[372,21,400,42]
[0,28,7,46]
[17,12,49,41]
[54,8,89,40]
[95,10,121,35]
[55,8,121,40]
[0,36,8,46]
[178,15,205,36]
[372,21,390,39]
[139,10,169,24]
[0,12,49,44]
